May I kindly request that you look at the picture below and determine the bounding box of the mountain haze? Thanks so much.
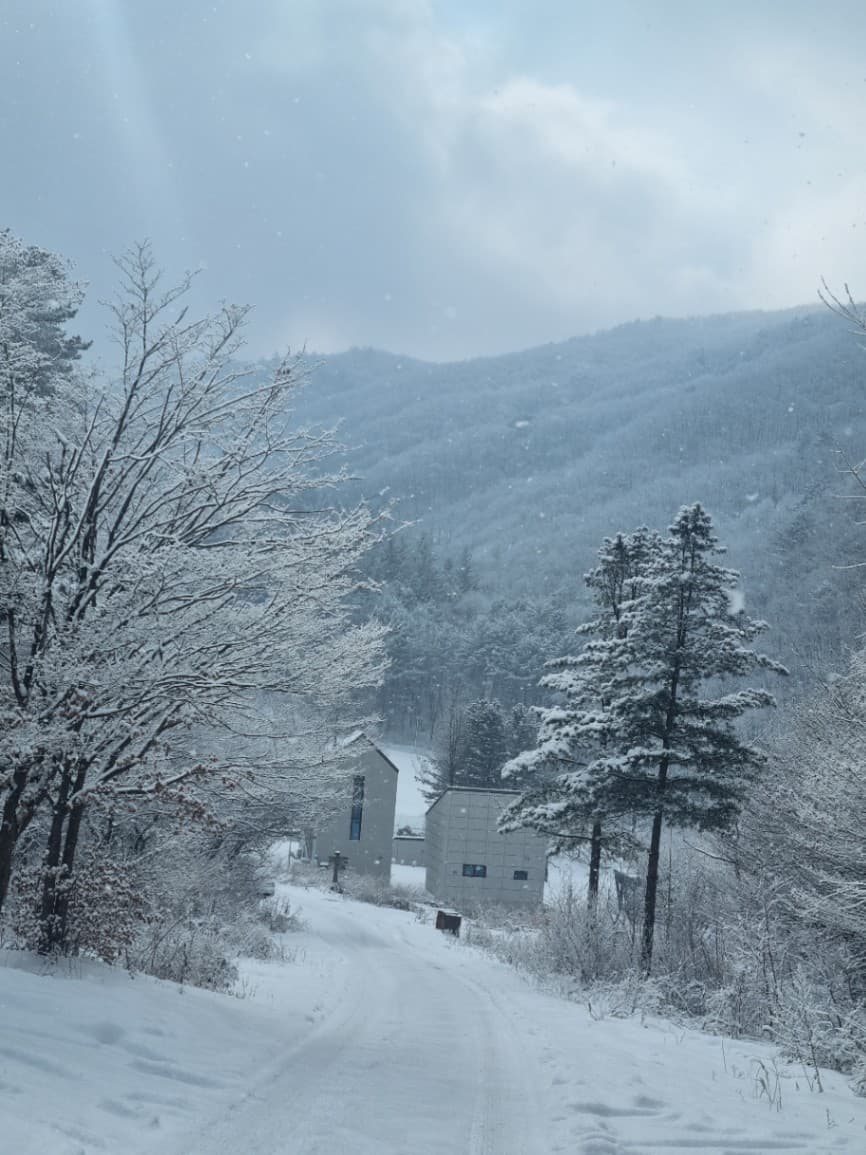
[287,305,866,679]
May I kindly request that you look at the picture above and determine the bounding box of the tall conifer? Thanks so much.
[504,505,785,970]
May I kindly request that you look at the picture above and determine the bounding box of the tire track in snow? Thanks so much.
[168,892,556,1154]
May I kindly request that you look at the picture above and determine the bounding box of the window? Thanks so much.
[349,775,364,840]
[513,870,528,881]
[462,863,486,878]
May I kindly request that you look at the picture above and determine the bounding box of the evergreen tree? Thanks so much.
[410,534,444,604]
[501,529,657,904]
[503,505,785,971]
[597,504,786,971]
[507,703,539,764]
[456,545,478,594]
[461,699,510,787]
[423,697,535,799]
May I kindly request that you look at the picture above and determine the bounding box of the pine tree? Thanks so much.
[596,504,786,972]
[457,699,509,787]
[424,696,533,799]
[500,529,657,904]
[503,506,785,968]
[456,545,478,594]
[507,703,539,764]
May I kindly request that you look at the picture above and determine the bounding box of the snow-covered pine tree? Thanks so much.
[460,699,510,787]
[423,697,535,800]
[507,703,538,767]
[599,504,786,972]
[500,529,659,904]
[502,508,784,965]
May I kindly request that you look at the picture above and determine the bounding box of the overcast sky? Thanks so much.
[2,0,866,361]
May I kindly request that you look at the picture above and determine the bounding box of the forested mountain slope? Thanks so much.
[286,305,866,684]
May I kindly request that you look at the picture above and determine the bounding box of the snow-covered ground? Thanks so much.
[2,882,866,1154]
[390,861,429,891]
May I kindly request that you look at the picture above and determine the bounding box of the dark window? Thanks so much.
[513,870,528,881]
[349,775,364,840]
[462,863,486,877]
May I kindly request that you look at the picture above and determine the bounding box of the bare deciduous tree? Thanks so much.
[0,234,386,951]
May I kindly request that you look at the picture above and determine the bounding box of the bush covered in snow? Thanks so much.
[4,808,304,992]
[460,847,866,1090]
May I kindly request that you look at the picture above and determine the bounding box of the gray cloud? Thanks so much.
[2,0,865,360]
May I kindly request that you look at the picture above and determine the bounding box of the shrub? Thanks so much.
[9,852,146,964]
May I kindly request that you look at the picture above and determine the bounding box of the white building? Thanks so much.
[425,787,547,910]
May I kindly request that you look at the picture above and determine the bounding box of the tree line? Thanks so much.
[360,530,570,740]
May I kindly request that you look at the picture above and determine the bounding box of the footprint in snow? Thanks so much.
[569,1099,661,1118]
[81,1020,125,1046]
[632,1094,666,1109]
[577,1137,627,1155]
[98,1097,145,1120]
[130,1058,223,1088]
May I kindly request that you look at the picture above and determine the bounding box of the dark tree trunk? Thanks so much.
[0,788,24,915]
[0,762,35,915]
[0,813,19,917]
[641,650,680,976]
[37,769,72,954]
[49,798,86,952]
[587,819,603,909]
[641,807,665,975]
[641,745,672,976]
[38,760,87,955]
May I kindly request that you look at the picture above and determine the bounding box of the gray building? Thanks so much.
[392,834,426,867]
[425,787,547,909]
[314,734,399,879]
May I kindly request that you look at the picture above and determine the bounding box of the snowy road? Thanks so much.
[171,892,548,1155]
[3,881,866,1153]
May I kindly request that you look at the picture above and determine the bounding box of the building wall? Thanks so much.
[392,835,426,867]
[425,792,446,900]
[315,740,398,879]
[425,788,547,909]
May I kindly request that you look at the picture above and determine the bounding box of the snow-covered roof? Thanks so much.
[425,784,520,816]
[341,730,400,775]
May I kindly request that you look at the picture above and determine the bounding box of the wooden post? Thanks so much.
[330,851,345,892]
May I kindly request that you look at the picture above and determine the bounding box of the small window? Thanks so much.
[349,775,364,840]
[462,863,486,878]
[513,870,528,881]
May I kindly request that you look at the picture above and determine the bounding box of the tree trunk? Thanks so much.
[641,807,664,975]
[0,763,33,914]
[0,794,22,915]
[641,646,680,976]
[37,769,72,954]
[0,832,14,916]
[49,798,87,952]
[38,760,87,955]
[587,819,603,910]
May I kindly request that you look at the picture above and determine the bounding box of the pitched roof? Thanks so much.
[342,730,400,775]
